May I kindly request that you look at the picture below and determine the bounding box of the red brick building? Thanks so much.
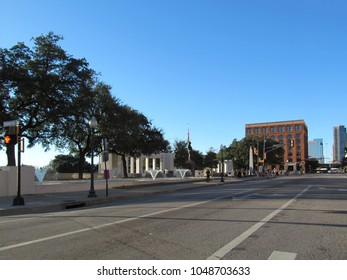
[245,120,308,171]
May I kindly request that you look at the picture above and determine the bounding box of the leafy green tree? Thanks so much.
[191,150,204,170]
[173,140,189,168]
[1,32,169,177]
[173,139,203,170]
[204,148,218,169]
[99,104,169,177]
[50,154,94,173]
[51,81,114,179]
[227,137,284,171]
[0,32,95,166]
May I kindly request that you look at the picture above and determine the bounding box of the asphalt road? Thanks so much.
[0,174,346,260]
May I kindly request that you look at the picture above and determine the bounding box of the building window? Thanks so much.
[262,127,268,133]
[255,128,260,134]
[270,127,276,133]
[271,136,276,141]
[295,125,301,131]
[287,126,293,132]
[295,134,301,138]
[278,126,285,132]
[247,128,252,134]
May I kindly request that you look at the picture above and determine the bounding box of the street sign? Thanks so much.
[3,120,20,127]
[102,138,108,151]
[102,151,109,162]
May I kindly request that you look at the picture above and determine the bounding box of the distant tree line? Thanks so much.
[173,136,284,174]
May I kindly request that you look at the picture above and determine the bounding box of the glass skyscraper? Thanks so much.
[333,125,347,163]
[308,138,324,163]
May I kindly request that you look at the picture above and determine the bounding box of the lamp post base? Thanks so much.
[13,196,25,206]
[88,191,97,198]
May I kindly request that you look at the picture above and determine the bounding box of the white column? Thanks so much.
[135,158,140,174]
[130,157,135,174]
[160,155,163,170]
[145,157,149,171]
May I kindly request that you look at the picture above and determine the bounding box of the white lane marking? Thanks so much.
[268,251,297,260]
[0,190,249,252]
[319,187,347,192]
[233,193,287,200]
[0,228,92,252]
[207,185,311,260]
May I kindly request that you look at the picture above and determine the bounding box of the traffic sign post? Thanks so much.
[102,139,109,197]
[3,120,25,206]
[13,136,24,206]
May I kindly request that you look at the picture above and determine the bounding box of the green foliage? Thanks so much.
[173,140,189,168]
[0,32,95,166]
[173,140,204,170]
[226,137,284,170]
[191,150,204,169]
[99,104,170,177]
[50,154,93,173]
[203,148,218,169]
[1,32,169,176]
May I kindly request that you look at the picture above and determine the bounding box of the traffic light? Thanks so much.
[290,139,294,148]
[3,134,18,145]
[3,123,19,145]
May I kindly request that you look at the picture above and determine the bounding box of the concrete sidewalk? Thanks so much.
[0,176,254,216]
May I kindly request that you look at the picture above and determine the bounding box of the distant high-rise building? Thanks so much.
[308,138,324,163]
[333,125,347,162]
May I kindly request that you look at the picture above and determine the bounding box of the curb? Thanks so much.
[0,177,260,216]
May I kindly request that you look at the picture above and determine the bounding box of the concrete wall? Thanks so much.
[54,173,97,180]
[0,166,35,196]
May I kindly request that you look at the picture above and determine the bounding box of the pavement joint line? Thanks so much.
[206,185,312,260]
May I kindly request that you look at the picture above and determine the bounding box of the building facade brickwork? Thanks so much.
[245,120,308,171]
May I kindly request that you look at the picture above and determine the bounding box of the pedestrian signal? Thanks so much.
[4,134,18,145]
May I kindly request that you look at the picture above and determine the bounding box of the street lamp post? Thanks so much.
[220,145,224,182]
[88,116,98,198]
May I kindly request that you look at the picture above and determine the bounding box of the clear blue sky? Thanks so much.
[1,0,346,166]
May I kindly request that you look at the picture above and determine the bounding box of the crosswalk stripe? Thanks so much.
[268,251,297,260]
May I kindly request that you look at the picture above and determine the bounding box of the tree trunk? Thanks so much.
[121,155,128,178]
[6,145,16,166]
[78,153,85,179]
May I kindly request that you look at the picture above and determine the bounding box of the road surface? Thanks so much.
[0,174,346,259]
